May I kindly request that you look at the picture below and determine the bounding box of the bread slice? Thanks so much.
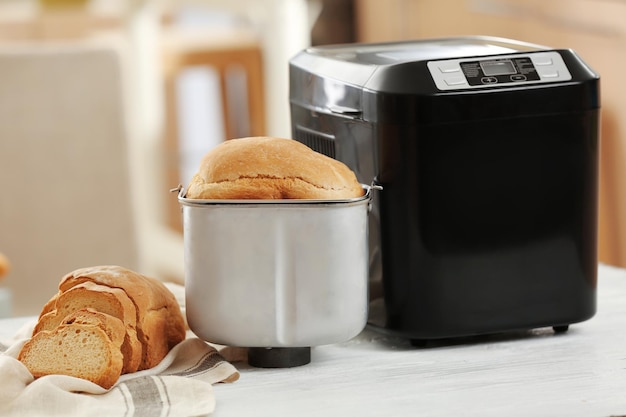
[185,137,364,200]
[60,308,126,347]
[58,265,186,370]
[18,308,125,389]
[33,281,142,374]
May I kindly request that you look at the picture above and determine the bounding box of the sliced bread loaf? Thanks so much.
[58,265,186,370]
[18,308,125,389]
[32,281,142,374]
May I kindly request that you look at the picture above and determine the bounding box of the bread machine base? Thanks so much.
[248,347,311,368]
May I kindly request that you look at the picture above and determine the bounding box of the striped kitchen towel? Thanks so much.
[0,311,240,417]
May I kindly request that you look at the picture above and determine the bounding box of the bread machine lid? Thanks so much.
[289,36,549,116]
[290,36,546,86]
[308,36,543,65]
[289,36,600,122]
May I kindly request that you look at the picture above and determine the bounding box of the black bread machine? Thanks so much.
[289,36,600,343]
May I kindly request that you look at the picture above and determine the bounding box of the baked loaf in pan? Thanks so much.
[185,136,364,200]
[18,265,186,388]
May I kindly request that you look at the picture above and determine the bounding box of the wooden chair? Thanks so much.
[161,27,266,232]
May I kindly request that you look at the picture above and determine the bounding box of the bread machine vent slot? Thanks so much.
[294,126,336,158]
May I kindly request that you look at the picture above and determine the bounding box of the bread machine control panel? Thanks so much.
[427,51,571,90]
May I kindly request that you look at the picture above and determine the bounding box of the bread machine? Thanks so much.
[289,36,600,343]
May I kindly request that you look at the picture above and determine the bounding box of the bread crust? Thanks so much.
[185,137,364,200]
[19,308,125,389]
[33,281,142,374]
[21,265,185,386]
[38,292,59,318]
[58,265,186,370]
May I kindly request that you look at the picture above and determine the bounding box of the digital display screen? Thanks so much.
[480,60,516,76]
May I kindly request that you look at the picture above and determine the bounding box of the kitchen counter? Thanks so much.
[2,264,626,416]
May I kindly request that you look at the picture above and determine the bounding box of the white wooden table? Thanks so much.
[212,264,626,417]
[2,264,626,416]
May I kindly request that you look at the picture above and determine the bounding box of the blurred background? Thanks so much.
[0,0,622,316]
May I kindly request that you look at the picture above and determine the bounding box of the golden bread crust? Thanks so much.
[33,281,142,374]
[19,309,125,389]
[59,265,186,370]
[185,137,364,200]
[20,265,186,388]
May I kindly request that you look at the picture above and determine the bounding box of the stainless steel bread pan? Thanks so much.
[179,186,370,349]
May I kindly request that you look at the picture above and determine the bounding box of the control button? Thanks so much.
[533,57,554,66]
[539,70,559,78]
[481,77,498,84]
[511,75,527,82]
[444,76,466,86]
[438,63,460,73]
